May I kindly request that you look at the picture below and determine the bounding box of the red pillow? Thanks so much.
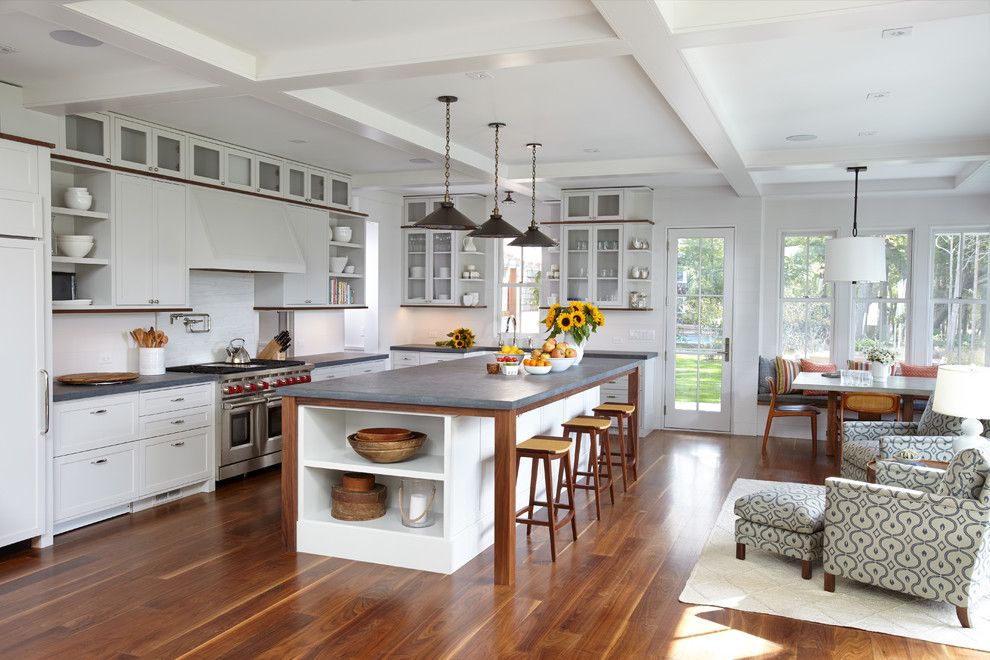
[900,362,938,378]
[800,359,836,396]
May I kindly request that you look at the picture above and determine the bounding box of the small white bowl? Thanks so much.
[523,364,552,375]
[330,256,349,274]
[57,241,94,258]
[334,226,353,243]
[64,190,93,210]
[57,234,95,242]
[547,357,575,372]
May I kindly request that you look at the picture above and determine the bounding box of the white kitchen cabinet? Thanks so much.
[115,174,188,306]
[0,237,47,547]
[0,139,44,238]
[142,427,211,495]
[139,406,212,439]
[330,174,350,208]
[310,169,329,204]
[225,147,256,192]
[139,384,213,416]
[54,441,141,523]
[115,115,187,175]
[561,224,623,307]
[256,155,283,195]
[187,136,224,185]
[418,353,467,365]
[286,162,331,204]
[562,189,624,221]
[346,359,389,375]
[390,351,421,369]
[254,205,330,306]
[401,229,458,305]
[59,113,112,164]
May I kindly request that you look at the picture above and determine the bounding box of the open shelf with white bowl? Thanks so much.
[329,216,366,306]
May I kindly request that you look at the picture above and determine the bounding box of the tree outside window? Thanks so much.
[931,231,989,365]
[852,232,910,360]
[780,233,833,361]
[498,239,542,336]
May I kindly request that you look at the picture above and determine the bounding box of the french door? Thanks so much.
[664,228,734,432]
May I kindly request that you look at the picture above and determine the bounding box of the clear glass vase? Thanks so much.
[398,479,437,528]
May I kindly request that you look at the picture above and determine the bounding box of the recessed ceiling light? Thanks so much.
[288,138,307,144]
[409,157,432,164]
[858,130,879,137]
[583,148,600,153]
[785,134,818,142]
[0,44,17,55]
[465,71,494,80]
[866,91,891,101]
[881,26,913,39]
[49,30,103,47]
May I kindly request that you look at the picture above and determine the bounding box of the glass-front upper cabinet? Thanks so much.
[113,116,151,170]
[256,156,282,194]
[404,230,428,303]
[563,226,591,303]
[564,191,593,221]
[225,147,255,191]
[563,189,624,221]
[61,113,111,163]
[594,190,623,220]
[309,170,328,204]
[404,198,431,225]
[429,231,455,304]
[331,175,350,208]
[188,137,224,185]
[593,225,623,307]
[286,162,307,202]
[154,127,185,176]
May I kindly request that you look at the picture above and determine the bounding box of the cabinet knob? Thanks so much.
[305,299,312,304]
[154,167,159,172]
[155,299,160,304]
[221,181,225,185]
[148,298,154,304]
[105,158,111,163]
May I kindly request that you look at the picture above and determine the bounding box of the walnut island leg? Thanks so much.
[281,396,298,551]
[493,409,518,586]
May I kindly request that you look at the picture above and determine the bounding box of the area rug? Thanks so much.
[679,478,990,651]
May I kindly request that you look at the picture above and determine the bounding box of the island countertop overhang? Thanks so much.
[278,356,639,411]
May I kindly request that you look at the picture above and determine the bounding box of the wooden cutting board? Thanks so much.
[56,372,140,386]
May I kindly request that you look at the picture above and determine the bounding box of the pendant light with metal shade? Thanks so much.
[509,143,558,248]
[468,122,522,239]
[502,190,517,204]
[824,166,886,282]
[412,96,478,231]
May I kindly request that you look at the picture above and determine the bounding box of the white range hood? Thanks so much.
[187,186,305,273]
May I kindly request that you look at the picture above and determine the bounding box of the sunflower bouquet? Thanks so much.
[435,327,475,350]
[543,300,604,344]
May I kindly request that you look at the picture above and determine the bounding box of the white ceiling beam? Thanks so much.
[760,176,958,197]
[591,0,759,197]
[955,160,990,189]
[22,69,219,113]
[509,154,716,180]
[667,0,989,49]
[746,138,990,171]
[353,169,561,202]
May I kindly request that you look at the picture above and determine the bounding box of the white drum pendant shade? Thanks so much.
[824,236,886,282]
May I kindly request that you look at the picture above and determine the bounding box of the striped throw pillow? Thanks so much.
[774,356,801,394]
[848,359,897,375]
[800,359,836,396]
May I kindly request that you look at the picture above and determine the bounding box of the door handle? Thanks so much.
[40,369,50,435]
[724,337,731,363]
[90,409,108,415]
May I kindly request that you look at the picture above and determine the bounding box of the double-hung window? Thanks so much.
[931,231,989,365]
[779,233,833,361]
[851,232,911,359]
[498,239,542,336]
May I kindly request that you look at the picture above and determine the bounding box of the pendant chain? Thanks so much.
[443,100,451,203]
[530,144,538,229]
[492,123,500,216]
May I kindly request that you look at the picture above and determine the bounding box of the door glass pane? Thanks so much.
[227,153,252,187]
[676,238,700,295]
[119,126,148,165]
[229,410,252,448]
[853,300,908,359]
[674,353,699,411]
[193,144,220,179]
[595,227,620,304]
[675,296,697,349]
[267,405,282,439]
[700,238,725,295]
[310,174,326,201]
[596,193,620,217]
[407,201,428,224]
[406,233,427,300]
[782,301,832,360]
[431,232,453,302]
[332,179,349,206]
[156,134,182,172]
[566,195,590,218]
[699,296,724,350]
[64,115,105,156]
[566,229,590,301]
[289,168,305,196]
[259,161,281,192]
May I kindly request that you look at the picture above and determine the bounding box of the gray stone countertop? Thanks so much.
[390,343,658,360]
[53,372,217,402]
[279,356,640,410]
[292,352,390,368]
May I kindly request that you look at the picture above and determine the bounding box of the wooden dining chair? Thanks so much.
[762,377,820,456]
[838,392,901,463]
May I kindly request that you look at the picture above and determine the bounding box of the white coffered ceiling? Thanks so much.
[0,0,986,197]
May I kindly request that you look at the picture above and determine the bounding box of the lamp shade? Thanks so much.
[824,236,886,282]
[413,200,478,231]
[932,365,990,419]
[467,212,522,239]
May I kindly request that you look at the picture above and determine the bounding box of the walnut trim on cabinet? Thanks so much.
[0,132,57,149]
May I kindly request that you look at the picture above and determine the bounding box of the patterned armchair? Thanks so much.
[840,397,990,481]
[824,450,990,628]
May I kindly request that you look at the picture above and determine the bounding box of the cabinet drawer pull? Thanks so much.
[170,419,185,425]
[170,397,185,402]
[90,409,108,415]
[170,441,186,447]
[91,458,108,465]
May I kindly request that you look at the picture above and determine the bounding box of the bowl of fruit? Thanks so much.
[530,338,579,372]
[494,345,525,375]
[547,357,575,372]
[523,362,552,375]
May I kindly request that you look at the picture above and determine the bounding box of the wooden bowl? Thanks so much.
[347,432,426,463]
[355,427,414,443]
[340,472,376,492]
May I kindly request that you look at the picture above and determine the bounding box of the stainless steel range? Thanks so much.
[167,360,313,479]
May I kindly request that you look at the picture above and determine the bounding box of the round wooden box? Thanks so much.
[331,483,387,521]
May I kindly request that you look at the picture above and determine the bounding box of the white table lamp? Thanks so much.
[932,365,990,454]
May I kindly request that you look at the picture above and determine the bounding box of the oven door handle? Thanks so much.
[222,397,267,411]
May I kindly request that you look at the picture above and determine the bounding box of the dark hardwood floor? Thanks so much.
[0,431,980,658]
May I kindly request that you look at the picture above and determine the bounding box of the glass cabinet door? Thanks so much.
[404,231,428,302]
[309,170,328,203]
[595,190,624,220]
[405,199,429,224]
[188,138,223,184]
[113,117,152,170]
[62,113,111,163]
[331,177,350,207]
[225,148,255,191]
[429,231,454,304]
[564,192,593,220]
[286,163,307,201]
[564,227,591,303]
[257,157,282,194]
[594,226,622,306]
[154,129,184,176]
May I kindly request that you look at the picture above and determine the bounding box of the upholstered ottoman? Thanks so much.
[734,484,827,579]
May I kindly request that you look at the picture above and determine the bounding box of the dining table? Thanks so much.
[791,372,937,457]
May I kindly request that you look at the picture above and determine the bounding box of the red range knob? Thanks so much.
[248,383,258,392]
[235,384,244,393]
[276,379,284,386]
[261,382,270,389]
[302,375,311,382]
[226,386,236,395]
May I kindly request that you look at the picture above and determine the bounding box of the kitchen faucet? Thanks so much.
[505,315,517,348]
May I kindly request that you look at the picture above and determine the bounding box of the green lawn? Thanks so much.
[675,354,722,404]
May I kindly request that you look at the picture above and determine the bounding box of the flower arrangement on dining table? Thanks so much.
[864,344,896,365]
[435,327,476,349]
[544,300,604,344]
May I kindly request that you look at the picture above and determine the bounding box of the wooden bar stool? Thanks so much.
[514,436,577,561]
[592,402,638,491]
[560,416,614,521]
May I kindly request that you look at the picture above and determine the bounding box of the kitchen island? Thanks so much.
[279,356,640,586]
